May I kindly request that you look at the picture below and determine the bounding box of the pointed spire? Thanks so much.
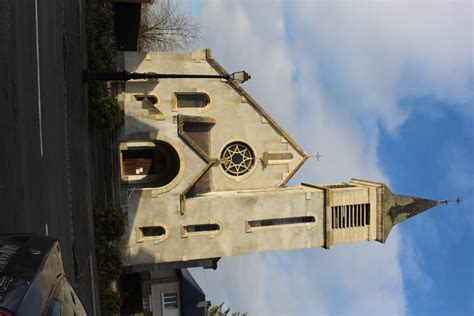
[382,187,441,242]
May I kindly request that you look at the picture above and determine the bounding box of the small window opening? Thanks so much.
[134,95,158,105]
[140,226,166,237]
[366,206,370,225]
[248,216,315,228]
[261,152,294,166]
[177,93,210,108]
[185,223,220,233]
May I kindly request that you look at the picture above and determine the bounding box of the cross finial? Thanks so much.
[309,152,324,161]
[439,196,462,206]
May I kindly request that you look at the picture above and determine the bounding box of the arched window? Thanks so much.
[176,93,210,108]
[136,225,168,243]
[140,226,166,237]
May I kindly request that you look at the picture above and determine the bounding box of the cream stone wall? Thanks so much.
[124,186,325,265]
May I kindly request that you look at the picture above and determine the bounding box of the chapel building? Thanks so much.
[116,49,440,271]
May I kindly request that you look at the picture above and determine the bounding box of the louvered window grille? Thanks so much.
[331,204,370,229]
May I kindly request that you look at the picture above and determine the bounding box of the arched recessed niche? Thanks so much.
[120,140,184,191]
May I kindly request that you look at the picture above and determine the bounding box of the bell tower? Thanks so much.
[316,179,441,248]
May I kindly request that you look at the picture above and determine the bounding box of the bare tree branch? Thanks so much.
[138,0,202,51]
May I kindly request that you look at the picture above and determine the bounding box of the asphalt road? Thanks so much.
[0,0,99,314]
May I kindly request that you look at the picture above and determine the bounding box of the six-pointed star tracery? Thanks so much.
[220,142,255,176]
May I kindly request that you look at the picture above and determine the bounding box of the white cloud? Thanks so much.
[191,230,405,315]
[189,0,472,315]
[197,1,296,122]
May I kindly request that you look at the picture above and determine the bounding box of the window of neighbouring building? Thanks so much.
[162,292,178,309]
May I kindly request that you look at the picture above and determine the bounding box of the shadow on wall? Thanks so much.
[117,114,219,273]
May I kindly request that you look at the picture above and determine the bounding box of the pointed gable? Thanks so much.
[204,49,308,187]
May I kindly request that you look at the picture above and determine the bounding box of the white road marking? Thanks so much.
[89,255,98,314]
[45,224,49,236]
[34,0,44,157]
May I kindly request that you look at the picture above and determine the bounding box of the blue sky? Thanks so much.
[179,1,473,315]
[380,103,474,316]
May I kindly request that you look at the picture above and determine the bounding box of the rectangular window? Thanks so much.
[162,292,178,309]
[248,216,315,229]
[331,204,370,229]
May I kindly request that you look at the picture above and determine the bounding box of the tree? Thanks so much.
[208,303,248,316]
[138,0,202,51]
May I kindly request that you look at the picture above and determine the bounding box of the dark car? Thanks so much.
[0,234,86,316]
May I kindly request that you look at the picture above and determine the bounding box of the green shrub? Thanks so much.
[86,0,120,129]
[88,82,121,129]
[97,246,123,281]
[99,289,122,315]
[86,0,116,71]
[94,208,125,242]
[93,208,125,315]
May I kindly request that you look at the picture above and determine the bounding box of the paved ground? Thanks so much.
[0,0,99,314]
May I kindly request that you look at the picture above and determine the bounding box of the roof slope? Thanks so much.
[179,268,206,316]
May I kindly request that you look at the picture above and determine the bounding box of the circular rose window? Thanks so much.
[220,141,255,177]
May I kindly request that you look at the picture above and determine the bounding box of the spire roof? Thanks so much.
[382,186,440,242]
